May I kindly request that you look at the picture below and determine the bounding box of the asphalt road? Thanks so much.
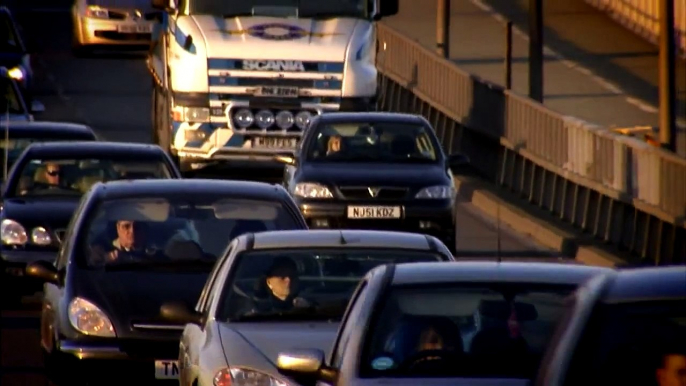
[1,2,554,385]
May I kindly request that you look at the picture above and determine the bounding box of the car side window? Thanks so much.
[56,193,90,270]
[331,280,369,368]
[195,244,234,313]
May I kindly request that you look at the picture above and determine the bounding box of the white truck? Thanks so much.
[146,0,398,172]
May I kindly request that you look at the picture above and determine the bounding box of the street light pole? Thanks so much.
[528,0,543,102]
[658,0,676,152]
[437,0,450,58]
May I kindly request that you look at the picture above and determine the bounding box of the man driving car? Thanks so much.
[90,220,157,264]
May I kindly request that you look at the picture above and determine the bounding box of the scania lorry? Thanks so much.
[147,0,398,171]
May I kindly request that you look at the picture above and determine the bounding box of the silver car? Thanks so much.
[276,261,613,386]
[159,229,455,386]
[71,0,157,54]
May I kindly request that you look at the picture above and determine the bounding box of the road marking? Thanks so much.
[466,0,686,130]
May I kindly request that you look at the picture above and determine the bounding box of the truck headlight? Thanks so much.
[31,227,52,245]
[294,183,333,198]
[214,368,290,386]
[415,185,454,199]
[7,67,24,81]
[294,111,312,129]
[1,219,28,245]
[182,107,210,122]
[68,297,116,337]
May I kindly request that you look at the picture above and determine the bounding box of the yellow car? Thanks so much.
[71,0,159,55]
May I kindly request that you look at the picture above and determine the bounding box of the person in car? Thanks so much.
[90,220,159,264]
[657,351,686,386]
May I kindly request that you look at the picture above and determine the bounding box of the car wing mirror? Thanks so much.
[160,301,203,326]
[25,260,59,284]
[274,154,297,166]
[447,153,470,172]
[276,348,338,383]
[30,100,45,114]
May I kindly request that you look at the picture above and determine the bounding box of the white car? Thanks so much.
[71,0,158,55]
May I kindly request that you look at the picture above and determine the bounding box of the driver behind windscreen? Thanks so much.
[90,220,160,264]
[248,257,313,313]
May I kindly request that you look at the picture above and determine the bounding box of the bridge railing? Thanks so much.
[375,23,685,264]
[583,0,686,57]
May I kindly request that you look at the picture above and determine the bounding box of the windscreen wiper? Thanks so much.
[102,259,215,271]
[300,12,361,19]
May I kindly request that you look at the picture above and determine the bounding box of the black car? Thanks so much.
[275,112,469,251]
[0,121,98,174]
[24,179,308,385]
[536,266,686,386]
[1,141,181,304]
[1,65,32,121]
[0,6,32,96]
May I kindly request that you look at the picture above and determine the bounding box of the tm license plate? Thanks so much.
[254,137,298,149]
[257,86,299,98]
[347,206,402,219]
[154,360,179,379]
[118,24,152,33]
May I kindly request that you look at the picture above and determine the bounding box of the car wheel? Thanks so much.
[43,346,87,386]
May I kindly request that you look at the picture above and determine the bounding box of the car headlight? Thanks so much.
[214,368,291,386]
[415,185,455,199]
[1,219,28,245]
[294,183,333,198]
[68,297,116,337]
[7,67,24,81]
[85,5,108,18]
[31,227,52,245]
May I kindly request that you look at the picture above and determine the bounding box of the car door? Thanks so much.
[180,241,237,386]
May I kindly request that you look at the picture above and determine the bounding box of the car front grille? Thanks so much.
[338,187,409,200]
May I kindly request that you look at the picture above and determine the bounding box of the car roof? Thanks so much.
[5,121,95,134]
[317,112,427,124]
[390,261,614,286]
[95,179,286,200]
[250,229,438,251]
[603,266,686,303]
[22,141,163,157]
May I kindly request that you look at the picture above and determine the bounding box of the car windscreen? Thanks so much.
[561,299,686,386]
[190,0,368,18]
[0,136,96,170]
[305,122,440,164]
[0,13,22,53]
[11,157,172,197]
[360,283,576,380]
[217,249,446,322]
[81,196,301,269]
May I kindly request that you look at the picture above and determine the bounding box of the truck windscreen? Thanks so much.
[190,0,370,19]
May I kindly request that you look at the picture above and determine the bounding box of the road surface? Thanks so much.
[384,0,686,156]
[1,2,555,384]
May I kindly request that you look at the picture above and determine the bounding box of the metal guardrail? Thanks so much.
[583,0,686,57]
[375,23,685,265]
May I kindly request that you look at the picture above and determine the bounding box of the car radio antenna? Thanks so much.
[496,198,502,263]
[3,100,8,182]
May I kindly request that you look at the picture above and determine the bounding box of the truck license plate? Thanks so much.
[254,137,298,149]
[257,86,299,98]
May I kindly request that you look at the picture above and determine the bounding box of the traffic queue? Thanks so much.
[1,3,685,386]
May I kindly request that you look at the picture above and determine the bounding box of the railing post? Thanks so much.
[436,0,450,58]
[658,0,676,152]
[505,21,513,89]
[528,0,543,102]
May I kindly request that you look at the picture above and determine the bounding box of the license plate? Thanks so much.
[253,137,298,149]
[118,24,152,33]
[256,86,299,98]
[154,360,179,379]
[347,206,402,219]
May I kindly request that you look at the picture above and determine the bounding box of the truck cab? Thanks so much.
[147,0,398,172]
